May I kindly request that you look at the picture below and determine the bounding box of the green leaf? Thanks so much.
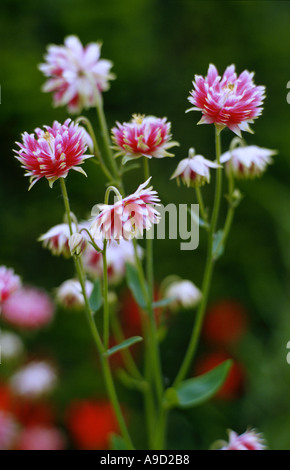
[89,279,102,313]
[152,297,175,309]
[103,336,143,358]
[164,359,232,409]
[212,229,225,259]
[110,434,128,450]
[125,263,147,309]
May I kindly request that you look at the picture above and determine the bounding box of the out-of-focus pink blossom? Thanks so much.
[0,331,25,362]
[111,114,179,163]
[220,428,266,450]
[39,35,115,113]
[1,286,55,330]
[187,64,265,136]
[0,410,19,450]
[38,222,77,258]
[90,178,160,242]
[16,426,66,450]
[14,119,93,189]
[220,145,275,178]
[9,361,57,399]
[164,278,202,311]
[55,279,94,309]
[0,266,21,303]
[170,148,221,187]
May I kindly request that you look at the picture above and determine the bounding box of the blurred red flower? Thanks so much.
[66,400,119,450]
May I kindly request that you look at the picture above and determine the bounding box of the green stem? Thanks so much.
[173,127,223,386]
[59,177,134,450]
[102,240,110,349]
[195,185,209,229]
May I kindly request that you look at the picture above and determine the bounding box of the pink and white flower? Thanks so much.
[164,279,202,311]
[220,428,266,450]
[0,266,21,303]
[55,278,94,309]
[220,145,275,179]
[39,35,115,113]
[9,361,57,399]
[187,64,265,136]
[14,119,93,189]
[16,426,66,450]
[170,148,221,187]
[111,114,179,163]
[90,178,161,242]
[0,411,19,450]
[1,286,55,330]
[38,222,77,258]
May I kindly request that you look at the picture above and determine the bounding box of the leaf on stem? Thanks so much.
[89,278,103,313]
[212,229,225,259]
[125,263,147,309]
[164,359,232,409]
[103,336,143,358]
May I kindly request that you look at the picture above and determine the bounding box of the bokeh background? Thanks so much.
[1,0,290,450]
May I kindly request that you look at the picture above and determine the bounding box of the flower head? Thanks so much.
[16,426,66,450]
[14,119,93,189]
[38,222,77,258]
[0,331,25,362]
[9,361,57,399]
[188,64,265,136]
[111,114,179,163]
[55,279,94,309]
[220,428,266,450]
[220,144,275,179]
[0,266,21,303]
[1,286,55,330]
[90,178,160,242]
[164,278,202,311]
[170,148,220,187]
[39,35,115,113]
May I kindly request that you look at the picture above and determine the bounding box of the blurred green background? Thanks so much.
[1,0,290,450]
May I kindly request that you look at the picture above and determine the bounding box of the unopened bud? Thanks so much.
[69,233,87,256]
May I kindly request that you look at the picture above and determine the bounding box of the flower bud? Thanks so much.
[69,233,87,256]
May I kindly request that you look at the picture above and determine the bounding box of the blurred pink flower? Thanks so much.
[220,145,276,178]
[111,114,179,163]
[90,178,160,242]
[220,428,266,450]
[38,222,77,258]
[56,278,94,309]
[14,119,92,189]
[10,361,57,399]
[16,426,66,450]
[188,64,265,136]
[0,266,21,303]
[1,286,55,330]
[170,148,220,187]
[0,411,19,450]
[39,35,115,113]
[164,278,202,311]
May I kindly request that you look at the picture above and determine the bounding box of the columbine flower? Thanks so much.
[1,286,55,330]
[39,35,115,113]
[170,148,220,187]
[55,279,94,309]
[0,266,21,303]
[0,411,19,450]
[220,145,275,179]
[9,361,57,399]
[16,426,66,451]
[187,64,265,136]
[69,232,88,256]
[111,114,179,163]
[83,239,143,284]
[38,222,77,258]
[220,428,266,450]
[90,178,160,242]
[164,279,202,311]
[14,119,93,190]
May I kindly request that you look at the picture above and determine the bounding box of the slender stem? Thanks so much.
[59,177,134,450]
[173,128,223,386]
[195,185,208,227]
[218,167,235,252]
[102,240,110,349]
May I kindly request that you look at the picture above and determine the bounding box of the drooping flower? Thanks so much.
[9,361,57,399]
[111,114,179,163]
[187,64,265,136]
[82,238,143,284]
[90,178,161,242]
[38,222,77,258]
[164,278,202,311]
[170,148,221,187]
[0,266,21,303]
[1,286,55,330]
[66,400,119,450]
[16,426,66,451]
[219,428,267,450]
[55,279,94,309]
[0,410,19,450]
[220,145,275,179]
[14,119,93,189]
[39,35,115,113]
